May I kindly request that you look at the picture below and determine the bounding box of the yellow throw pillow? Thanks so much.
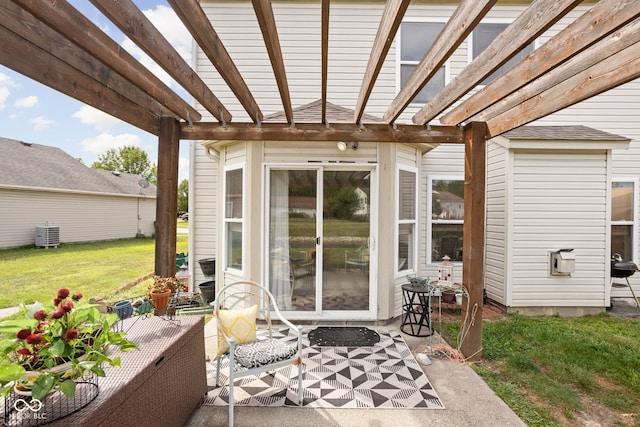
[217,305,258,356]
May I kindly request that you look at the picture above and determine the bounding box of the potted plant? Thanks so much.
[147,276,179,315]
[0,288,138,401]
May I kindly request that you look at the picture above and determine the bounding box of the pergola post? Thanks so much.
[460,121,487,361]
[154,117,180,277]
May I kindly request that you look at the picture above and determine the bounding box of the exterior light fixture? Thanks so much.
[337,141,358,151]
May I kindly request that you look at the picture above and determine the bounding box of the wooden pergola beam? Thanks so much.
[442,0,640,126]
[9,0,200,123]
[486,40,640,137]
[0,24,159,134]
[179,122,463,144]
[383,0,495,124]
[321,0,330,124]
[461,122,487,362]
[168,0,263,123]
[1,2,176,121]
[412,0,582,125]
[476,18,640,126]
[354,0,410,124]
[252,0,293,124]
[155,117,180,277]
[91,0,232,124]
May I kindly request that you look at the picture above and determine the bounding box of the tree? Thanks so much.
[91,145,157,183]
[178,179,189,213]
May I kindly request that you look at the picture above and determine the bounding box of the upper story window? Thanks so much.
[429,177,464,263]
[397,166,417,274]
[399,21,446,103]
[612,180,637,261]
[224,166,244,271]
[472,23,534,85]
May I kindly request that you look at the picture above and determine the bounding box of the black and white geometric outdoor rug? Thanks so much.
[204,328,444,409]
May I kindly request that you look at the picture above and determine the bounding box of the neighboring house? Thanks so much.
[189,1,640,320]
[0,138,156,249]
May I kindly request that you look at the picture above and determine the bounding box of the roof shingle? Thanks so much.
[0,137,156,196]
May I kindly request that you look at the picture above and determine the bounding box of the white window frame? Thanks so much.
[396,165,418,276]
[223,163,246,274]
[428,175,464,265]
[611,177,638,263]
[468,20,536,86]
[396,18,449,105]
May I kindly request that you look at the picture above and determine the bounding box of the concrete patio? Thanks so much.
[185,304,526,427]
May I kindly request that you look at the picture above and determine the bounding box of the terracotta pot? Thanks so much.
[151,289,171,309]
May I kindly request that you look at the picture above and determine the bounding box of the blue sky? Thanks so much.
[0,1,192,181]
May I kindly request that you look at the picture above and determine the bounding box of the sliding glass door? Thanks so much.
[267,166,375,318]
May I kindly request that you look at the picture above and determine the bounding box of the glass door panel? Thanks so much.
[322,170,371,311]
[268,169,317,311]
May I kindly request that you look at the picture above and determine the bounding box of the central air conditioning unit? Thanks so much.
[35,225,60,248]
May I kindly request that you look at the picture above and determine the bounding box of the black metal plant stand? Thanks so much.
[3,375,99,427]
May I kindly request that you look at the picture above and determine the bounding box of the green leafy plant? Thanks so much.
[0,288,138,400]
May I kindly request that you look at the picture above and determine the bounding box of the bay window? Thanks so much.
[430,177,464,262]
[224,166,244,271]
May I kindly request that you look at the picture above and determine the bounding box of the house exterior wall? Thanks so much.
[0,187,156,249]
[484,141,508,305]
[508,151,609,314]
[192,1,640,313]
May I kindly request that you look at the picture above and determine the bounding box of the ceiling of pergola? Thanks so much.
[2,0,640,143]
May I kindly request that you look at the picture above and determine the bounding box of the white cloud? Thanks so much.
[120,5,191,89]
[0,87,9,112]
[80,133,143,155]
[178,156,189,182]
[0,72,16,111]
[14,96,38,108]
[72,105,119,132]
[29,116,54,132]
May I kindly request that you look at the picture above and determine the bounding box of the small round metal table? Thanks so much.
[400,283,434,337]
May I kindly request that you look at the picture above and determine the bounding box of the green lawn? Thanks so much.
[0,234,188,308]
[442,314,640,426]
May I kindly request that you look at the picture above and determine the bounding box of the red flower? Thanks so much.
[25,333,43,345]
[36,321,50,330]
[51,308,65,319]
[16,329,31,340]
[53,298,61,306]
[61,300,74,312]
[16,348,32,356]
[72,292,83,301]
[57,288,70,299]
[33,310,47,321]
[63,329,79,341]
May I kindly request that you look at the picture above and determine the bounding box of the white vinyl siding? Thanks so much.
[510,152,608,307]
[484,141,508,305]
[263,141,377,163]
[191,143,218,286]
[0,188,155,249]
[190,1,640,312]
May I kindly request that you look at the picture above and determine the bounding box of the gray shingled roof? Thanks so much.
[502,125,629,141]
[264,100,383,123]
[0,137,156,196]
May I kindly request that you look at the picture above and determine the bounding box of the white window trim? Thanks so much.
[223,163,246,274]
[396,165,418,277]
[611,177,639,264]
[427,174,464,265]
[396,18,450,106]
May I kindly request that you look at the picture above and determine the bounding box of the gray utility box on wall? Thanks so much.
[35,225,60,248]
